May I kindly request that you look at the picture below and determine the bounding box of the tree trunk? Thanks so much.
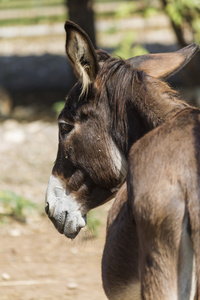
[66,0,96,47]
[161,0,187,47]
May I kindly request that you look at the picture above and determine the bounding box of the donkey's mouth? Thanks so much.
[52,212,87,239]
[58,211,68,234]
[63,213,87,239]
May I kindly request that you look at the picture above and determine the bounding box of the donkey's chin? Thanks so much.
[54,213,87,240]
[64,228,80,239]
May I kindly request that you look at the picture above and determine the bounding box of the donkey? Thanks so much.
[45,21,200,299]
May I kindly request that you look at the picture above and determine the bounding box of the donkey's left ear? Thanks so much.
[65,21,98,88]
[128,43,199,79]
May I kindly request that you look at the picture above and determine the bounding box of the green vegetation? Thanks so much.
[86,211,101,238]
[52,100,65,116]
[96,1,161,21]
[0,190,38,223]
[110,2,149,58]
[163,0,200,45]
[115,2,137,19]
[113,32,149,59]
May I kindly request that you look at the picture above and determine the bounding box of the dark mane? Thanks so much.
[96,57,140,118]
[95,58,145,153]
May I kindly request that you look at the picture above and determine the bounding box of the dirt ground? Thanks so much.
[0,119,111,300]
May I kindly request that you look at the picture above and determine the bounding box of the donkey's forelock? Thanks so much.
[75,50,111,99]
[79,64,92,98]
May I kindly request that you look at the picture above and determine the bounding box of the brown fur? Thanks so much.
[46,21,200,299]
[103,104,200,300]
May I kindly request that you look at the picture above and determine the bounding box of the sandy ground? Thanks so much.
[0,119,110,300]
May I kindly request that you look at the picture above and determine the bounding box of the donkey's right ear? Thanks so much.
[65,21,98,90]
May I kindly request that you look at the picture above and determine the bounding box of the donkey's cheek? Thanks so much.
[45,174,86,239]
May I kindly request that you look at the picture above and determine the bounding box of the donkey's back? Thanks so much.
[129,107,200,299]
[103,108,200,300]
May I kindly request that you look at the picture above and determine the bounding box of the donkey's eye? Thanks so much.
[59,122,74,135]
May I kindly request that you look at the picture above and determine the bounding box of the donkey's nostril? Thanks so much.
[45,202,49,215]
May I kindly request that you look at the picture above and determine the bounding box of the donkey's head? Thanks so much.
[45,21,199,239]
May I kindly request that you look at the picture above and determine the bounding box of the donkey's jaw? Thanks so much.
[45,175,86,239]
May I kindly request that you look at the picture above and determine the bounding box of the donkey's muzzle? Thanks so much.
[45,174,87,239]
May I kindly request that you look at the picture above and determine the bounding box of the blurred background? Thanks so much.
[0,1,200,300]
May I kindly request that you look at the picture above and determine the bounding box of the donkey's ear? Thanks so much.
[65,21,98,89]
[128,43,199,79]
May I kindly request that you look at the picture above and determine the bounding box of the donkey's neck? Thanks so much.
[135,75,189,129]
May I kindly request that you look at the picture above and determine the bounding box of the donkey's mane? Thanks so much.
[96,57,138,118]
[96,55,189,129]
